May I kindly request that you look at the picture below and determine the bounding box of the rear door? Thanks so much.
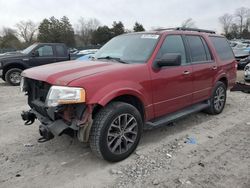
[29,44,56,67]
[185,35,217,103]
[55,44,69,62]
[151,35,193,118]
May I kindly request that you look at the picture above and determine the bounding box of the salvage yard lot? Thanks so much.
[0,72,249,188]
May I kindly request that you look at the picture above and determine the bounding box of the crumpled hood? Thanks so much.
[22,60,127,85]
[233,49,249,58]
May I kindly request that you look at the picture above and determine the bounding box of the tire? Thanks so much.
[5,68,22,86]
[89,102,143,162]
[205,81,227,115]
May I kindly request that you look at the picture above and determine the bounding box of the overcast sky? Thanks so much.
[0,0,249,32]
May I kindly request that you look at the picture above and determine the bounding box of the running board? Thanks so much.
[145,101,210,130]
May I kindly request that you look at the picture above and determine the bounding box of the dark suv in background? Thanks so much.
[0,43,69,85]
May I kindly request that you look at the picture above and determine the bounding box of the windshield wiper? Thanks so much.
[97,56,128,64]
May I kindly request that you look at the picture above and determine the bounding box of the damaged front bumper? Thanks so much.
[21,104,93,143]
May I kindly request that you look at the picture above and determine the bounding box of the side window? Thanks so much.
[56,45,66,56]
[201,37,212,60]
[37,45,54,57]
[156,35,187,64]
[209,36,234,61]
[186,35,207,62]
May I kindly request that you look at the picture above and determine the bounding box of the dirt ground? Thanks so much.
[0,71,249,188]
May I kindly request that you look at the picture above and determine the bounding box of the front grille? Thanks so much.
[26,78,51,116]
[27,79,51,102]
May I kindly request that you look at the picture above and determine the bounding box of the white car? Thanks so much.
[244,63,250,82]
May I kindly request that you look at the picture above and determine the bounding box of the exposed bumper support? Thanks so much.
[21,104,94,143]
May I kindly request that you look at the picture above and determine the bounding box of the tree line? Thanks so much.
[219,7,250,39]
[0,17,145,50]
[1,6,249,50]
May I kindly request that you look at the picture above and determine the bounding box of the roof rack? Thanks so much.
[154,27,216,34]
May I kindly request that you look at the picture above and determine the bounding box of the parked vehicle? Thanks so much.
[76,54,95,61]
[233,47,250,69]
[21,28,237,162]
[70,49,99,60]
[0,43,69,85]
[244,63,250,82]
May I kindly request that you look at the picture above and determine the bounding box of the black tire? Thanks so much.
[89,102,143,162]
[205,81,227,115]
[5,68,22,86]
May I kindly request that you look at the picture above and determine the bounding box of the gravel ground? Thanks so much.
[0,71,249,188]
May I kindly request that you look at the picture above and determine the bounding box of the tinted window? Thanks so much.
[37,45,53,57]
[187,36,207,62]
[201,37,212,60]
[56,45,66,56]
[209,37,234,61]
[157,35,186,64]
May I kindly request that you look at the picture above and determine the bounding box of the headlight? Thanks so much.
[46,86,86,107]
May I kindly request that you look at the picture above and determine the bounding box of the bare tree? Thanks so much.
[235,7,250,33]
[76,18,100,46]
[16,20,37,44]
[219,14,233,35]
[181,18,196,28]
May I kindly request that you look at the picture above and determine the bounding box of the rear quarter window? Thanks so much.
[209,36,234,61]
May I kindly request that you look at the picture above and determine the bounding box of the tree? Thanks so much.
[133,22,145,32]
[235,7,250,34]
[0,27,22,49]
[16,20,37,45]
[60,16,75,47]
[91,26,113,45]
[219,14,233,36]
[229,23,239,39]
[37,18,51,42]
[111,21,125,36]
[37,16,75,47]
[76,17,100,46]
[181,18,196,28]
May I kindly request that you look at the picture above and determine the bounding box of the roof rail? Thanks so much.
[154,27,216,34]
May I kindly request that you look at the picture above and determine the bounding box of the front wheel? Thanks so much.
[205,81,227,115]
[89,102,143,162]
[5,68,22,86]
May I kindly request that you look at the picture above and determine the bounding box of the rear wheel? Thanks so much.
[89,102,143,162]
[5,68,22,86]
[205,81,227,115]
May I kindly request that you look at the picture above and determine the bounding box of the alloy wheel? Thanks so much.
[107,113,138,155]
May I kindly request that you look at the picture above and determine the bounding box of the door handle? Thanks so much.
[183,71,190,75]
[211,66,217,70]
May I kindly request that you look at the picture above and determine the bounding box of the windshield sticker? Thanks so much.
[141,34,159,39]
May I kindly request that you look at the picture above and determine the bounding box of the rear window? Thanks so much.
[209,37,234,61]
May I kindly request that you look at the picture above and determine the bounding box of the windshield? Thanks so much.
[21,44,38,54]
[94,34,160,63]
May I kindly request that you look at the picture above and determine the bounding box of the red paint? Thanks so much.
[22,30,237,121]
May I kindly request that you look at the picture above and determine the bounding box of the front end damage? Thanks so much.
[21,77,94,143]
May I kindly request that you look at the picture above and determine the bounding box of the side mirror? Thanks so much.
[32,50,39,57]
[156,53,181,67]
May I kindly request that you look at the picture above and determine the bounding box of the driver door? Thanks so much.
[29,44,57,67]
[150,35,193,118]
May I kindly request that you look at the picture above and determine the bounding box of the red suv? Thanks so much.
[21,28,237,162]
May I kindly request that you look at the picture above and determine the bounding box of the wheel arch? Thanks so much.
[3,63,26,80]
[92,93,146,122]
